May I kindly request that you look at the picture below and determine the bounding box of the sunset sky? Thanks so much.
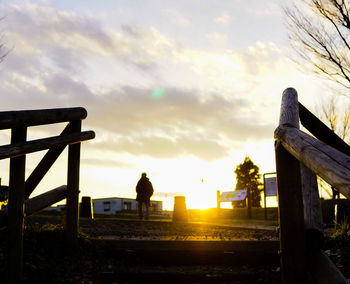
[0,0,337,209]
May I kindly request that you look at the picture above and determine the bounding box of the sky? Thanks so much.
[0,0,338,209]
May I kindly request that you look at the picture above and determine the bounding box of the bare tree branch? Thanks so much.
[284,0,350,94]
[0,17,8,63]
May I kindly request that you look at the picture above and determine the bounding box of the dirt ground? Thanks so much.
[79,218,279,241]
[0,217,281,283]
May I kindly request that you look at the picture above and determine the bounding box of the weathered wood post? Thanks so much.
[275,88,307,283]
[8,126,27,283]
[66,120,81,248]
[216,190,221,218]
[300,164,324,250]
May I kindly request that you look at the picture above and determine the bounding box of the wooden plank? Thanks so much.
[65,120,81,249]
[24,185,67,217]
[275,142,307,283]
[0,185,67,227]
[95,240,280,266]
[300,164,324,250]
[8,126,27,283]
[309,251,347,284]
[0,130,95,160]
[24,123,75,199]
[95,239,280,252]
[299,102,350,156]
[275,125,350,199]
[0,107,87,130]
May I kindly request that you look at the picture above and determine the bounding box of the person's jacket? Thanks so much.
[136,177,154,203]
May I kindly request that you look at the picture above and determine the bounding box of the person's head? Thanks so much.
[141,172,147,177]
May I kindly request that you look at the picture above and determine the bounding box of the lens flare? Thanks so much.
[151,88,166,98]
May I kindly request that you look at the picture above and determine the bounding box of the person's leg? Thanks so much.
[138,202,143,219]
[145,203,149,220]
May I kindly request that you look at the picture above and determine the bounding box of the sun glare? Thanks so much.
[185,181,217,209]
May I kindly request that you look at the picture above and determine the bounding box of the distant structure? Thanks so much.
[217,190,248,208]
[92,197,162,215]
[172,196,188,222]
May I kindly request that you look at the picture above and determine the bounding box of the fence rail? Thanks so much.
[275,88,347,283]
[0,107,95,283]
[0,107,87,129]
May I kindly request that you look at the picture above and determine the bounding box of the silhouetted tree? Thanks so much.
[316,96,350,198]
[234,156,262,207]
[284,0,350,95]
[317,96,350,142]
[0,17,9,63]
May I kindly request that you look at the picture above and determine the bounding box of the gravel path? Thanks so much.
[79,219,278,241]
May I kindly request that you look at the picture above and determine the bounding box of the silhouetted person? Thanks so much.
[136,172,154,220]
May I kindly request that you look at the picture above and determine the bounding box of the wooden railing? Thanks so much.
[0,107,95,283]
[275,88,349,283]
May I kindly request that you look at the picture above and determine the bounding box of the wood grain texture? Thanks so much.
[279,88,299,128]
[275,125,350,199]
[275,141,307,283]
[300,164,324,250]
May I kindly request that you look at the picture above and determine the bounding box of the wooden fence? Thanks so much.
[275,88,349,283]
[0,107,95,283]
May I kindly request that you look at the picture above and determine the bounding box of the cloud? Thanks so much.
[0,2,280,163]
[84,86,274,161]
[92,134,231,162]
[5,3,114,54]
[81,158,134,168]
[206,32,228,46]
[250,3,281,16]
[164,9,191,27]
[214,12,230,26]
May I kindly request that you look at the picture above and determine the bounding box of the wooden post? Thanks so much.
[65,120,81,249]
[216,190,221,218]
[247,187,252,219]
[308,251,347,283]
[276,142,307,283]
[8,126,27,283]
[275,88,307,283]
[263,174,267,220]
[172,196,188,222]
[300,164,324,250]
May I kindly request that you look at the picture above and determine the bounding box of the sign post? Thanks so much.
[219,190,249,216]
[263,172,277,220]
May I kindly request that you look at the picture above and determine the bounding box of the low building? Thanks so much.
[92,197,163,215]
[44,204,66,212]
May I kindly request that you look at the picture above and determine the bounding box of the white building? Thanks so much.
[92,197,163,215]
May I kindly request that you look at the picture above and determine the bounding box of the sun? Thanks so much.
[185,182,217,209]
